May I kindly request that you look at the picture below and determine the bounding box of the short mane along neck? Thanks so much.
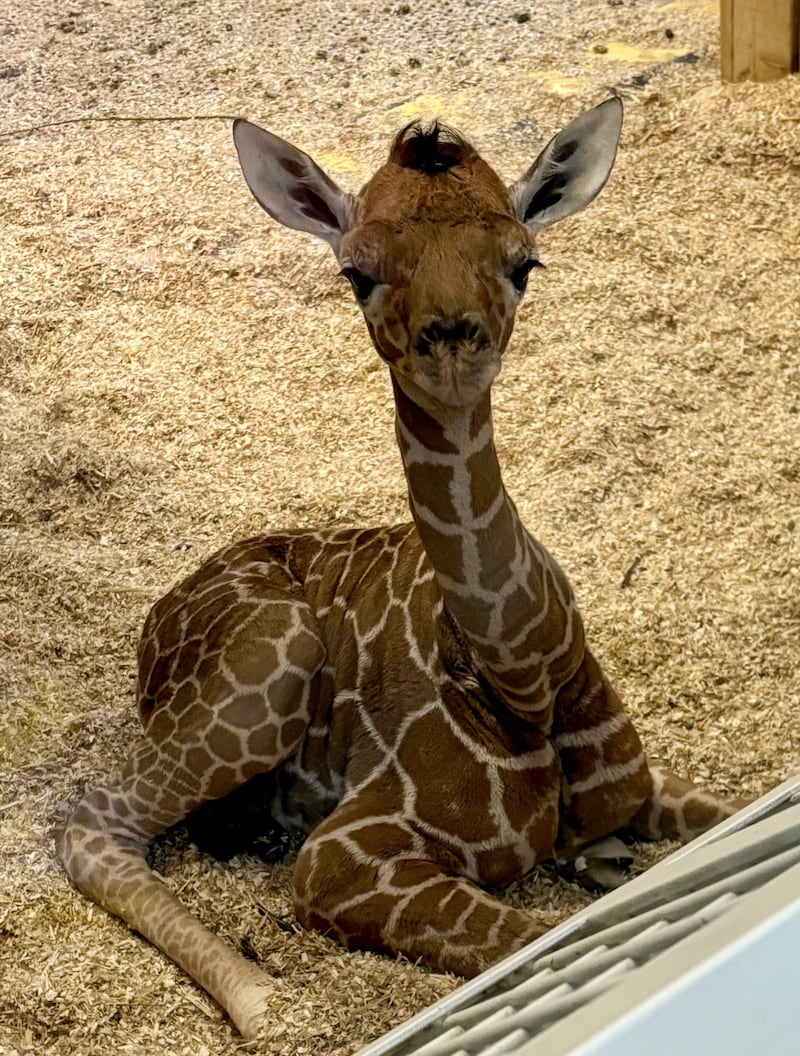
[393,379,586,723]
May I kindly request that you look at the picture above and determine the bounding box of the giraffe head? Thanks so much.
[234,100,622,411]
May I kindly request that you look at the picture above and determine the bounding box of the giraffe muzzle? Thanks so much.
[413,313,489,358]
[409,313,499,406]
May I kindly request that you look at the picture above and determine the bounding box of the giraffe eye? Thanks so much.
[509,258,543,295]
[340,266,378,302]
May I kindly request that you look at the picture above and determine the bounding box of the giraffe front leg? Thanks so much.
[293,798,548,977]
[552,656,653,856]
[549,656,655,890]
[551,659,746,881]
[628,760,749,843]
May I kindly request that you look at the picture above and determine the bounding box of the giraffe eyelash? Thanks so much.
[509,258,544,295]
[339,266,379,302]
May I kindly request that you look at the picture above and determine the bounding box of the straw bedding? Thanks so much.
[1,0,798,1052]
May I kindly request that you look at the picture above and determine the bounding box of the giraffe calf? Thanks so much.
[59,100,744,1038]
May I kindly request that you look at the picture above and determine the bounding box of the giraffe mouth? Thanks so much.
[404,341,502,408]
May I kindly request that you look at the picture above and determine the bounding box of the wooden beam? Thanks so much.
[721,0,800,81]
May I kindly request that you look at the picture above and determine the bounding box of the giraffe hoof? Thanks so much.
[229,976,280,1041]
[559,835,634,892]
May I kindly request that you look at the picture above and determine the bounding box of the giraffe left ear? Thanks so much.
[509,98,623,233]
[233,119,355,255]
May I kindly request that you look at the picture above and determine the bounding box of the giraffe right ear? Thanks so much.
[509,98,623,233]
[233,120,355,255]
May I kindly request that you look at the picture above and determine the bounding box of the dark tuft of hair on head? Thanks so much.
[389,120,475,174]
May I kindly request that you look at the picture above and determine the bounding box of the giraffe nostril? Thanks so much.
[415,315,488,356]
[465,320,483,344]
[417,326,437,356]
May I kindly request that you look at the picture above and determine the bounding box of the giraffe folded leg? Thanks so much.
[59,589,327,1037]
[58,750,277,1035]
[59,782,272,1034]
[550,659,748,885]
[293,796,549,976]
[628,759,749,843]
[552,658,655,856]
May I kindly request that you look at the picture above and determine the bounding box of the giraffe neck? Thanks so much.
[392,377,585,722]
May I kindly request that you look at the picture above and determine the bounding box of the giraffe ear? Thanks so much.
[509,98,623,233]
[233,119,355,255]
